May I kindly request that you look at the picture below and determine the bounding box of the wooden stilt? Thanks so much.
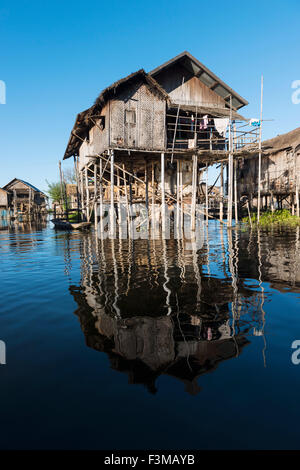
[117,167,122,227]
[123,163,131,236]
[151,161,155,229]
[85,166,89,220]
[110,150,115,237]
[180,160,183,231]
[99,158,103,234]
[161,152,165,232]
[271,191,274,213]
[205,162,209,226]
[219,163,224,222]
[191,155,197,231]
[228,96,233,226]
[145,160,149,228]
[176,159,180,231]
[234,158,238,223]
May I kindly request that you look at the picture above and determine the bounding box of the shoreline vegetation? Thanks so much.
[242,209,300,227]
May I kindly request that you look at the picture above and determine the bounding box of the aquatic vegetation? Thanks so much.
[242,209,300,227]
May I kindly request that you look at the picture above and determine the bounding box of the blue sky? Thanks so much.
[0,0,299,192]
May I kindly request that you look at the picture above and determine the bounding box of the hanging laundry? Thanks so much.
[199,115,209,130]
[249,118,261,127]
[214,118,229,137]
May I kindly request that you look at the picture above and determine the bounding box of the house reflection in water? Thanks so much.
[69,228,269,395]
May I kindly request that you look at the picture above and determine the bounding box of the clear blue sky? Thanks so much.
[0,0,299,192]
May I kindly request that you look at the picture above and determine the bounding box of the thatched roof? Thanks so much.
[63,69,169,160]
[262,126,300,155]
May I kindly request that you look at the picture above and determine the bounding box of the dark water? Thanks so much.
[0,219,300,449]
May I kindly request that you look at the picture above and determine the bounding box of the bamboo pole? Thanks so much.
[257,75,264,224]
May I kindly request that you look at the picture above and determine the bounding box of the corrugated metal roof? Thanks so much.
[150,51,248,110]
[2,178,46,194]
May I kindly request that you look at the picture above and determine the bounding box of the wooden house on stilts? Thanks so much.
[1,179,48,219]
[63,51,258,228]
[237,127,300,215]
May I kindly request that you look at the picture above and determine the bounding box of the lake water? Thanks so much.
[0,219,300,449]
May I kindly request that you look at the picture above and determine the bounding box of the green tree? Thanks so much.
[46,180,63,203]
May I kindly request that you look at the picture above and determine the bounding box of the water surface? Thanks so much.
[0,219,299,449]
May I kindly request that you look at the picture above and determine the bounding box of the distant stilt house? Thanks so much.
[63,51,259,226]
[0,188,10,218]
[66,184,79,209]
[1,179,48,218]
[237,127,300,213]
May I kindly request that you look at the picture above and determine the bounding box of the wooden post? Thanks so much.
[176,158,180,231]
[74,156,80,222]
[151,161,155,229]
[59,161,64,216]
[205,162,209,226]
[296,181,300,217]
[257,75,264,224]
[80,170,84,220]
[271,191,274,214]
[145,160,149,228]
[29,188,32,218]
[62,170,69,221]
[117,167,122,226]
[246,199,252,228]
[161,152,165,231]
[191,154,197,231]
[123,163,130,236]
[234,158,238,223]
[110,150,115,237]
[99,158,103,234]
[180,160,183,231]
[94,162,97,224]
[220,163,224,222]
[228,96,233,226]
[85,166,89,221]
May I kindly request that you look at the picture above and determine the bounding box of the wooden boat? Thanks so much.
[51,218,72,230]
[51,219,91,231]
[70,222,91,230]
